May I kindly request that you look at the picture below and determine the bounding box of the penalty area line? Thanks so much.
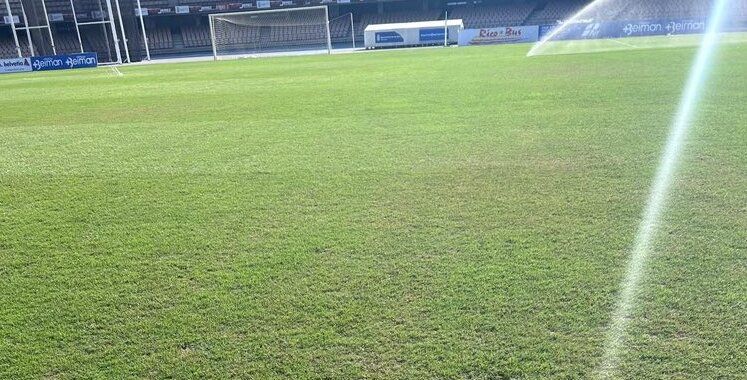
[609,39,639,48]
[109,66,124,77]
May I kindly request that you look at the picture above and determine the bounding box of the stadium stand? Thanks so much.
[356,10,441,36]
[523,0,737,25]
[213,21,261,49]
[448,2,536,28]
[266,24,326,47]
[330,15,352,42]
[80,28,113,55]
[0,35,32,58]
[181,24,211,48]
[140,0,169,7]
[739,0,747,21]
[581,0,715,21]
[3,0,21,14]
[53,32,83,54]
[147,26,174,50]
[0,29,78,58]
[3,0,747,60]
[524,0,587,25]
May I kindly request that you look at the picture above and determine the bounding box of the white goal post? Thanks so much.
[209,6,333,60]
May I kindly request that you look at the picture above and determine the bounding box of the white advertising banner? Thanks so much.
[0,57,33,74]
[364,20,463,48]
[4,15,20,24]
[458,25,539,46]
[256,0,270,8]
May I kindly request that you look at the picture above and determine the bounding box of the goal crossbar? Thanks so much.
[210,5,329,18]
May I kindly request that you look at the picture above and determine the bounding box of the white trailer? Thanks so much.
[364,19,463,49]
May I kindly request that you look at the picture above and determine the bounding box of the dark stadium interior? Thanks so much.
[2,0,747,59]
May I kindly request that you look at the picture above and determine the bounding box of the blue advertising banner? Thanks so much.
[545,18,708,41]
[539,24,557,39]
[375,31,404,43]
[419,28,446,42]
[620,19,707,37]
[30,52,98,72]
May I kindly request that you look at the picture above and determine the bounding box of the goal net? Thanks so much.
[209,6,332,59]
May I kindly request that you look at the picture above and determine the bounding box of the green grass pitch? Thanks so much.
[1,42,745,378]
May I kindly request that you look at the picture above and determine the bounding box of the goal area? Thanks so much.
[209,6,333,59]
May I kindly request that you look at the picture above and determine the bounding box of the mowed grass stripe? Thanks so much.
[1,43,745,378]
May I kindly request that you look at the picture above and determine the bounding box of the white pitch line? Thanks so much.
[109,65,123,77]
[609,39,638,49]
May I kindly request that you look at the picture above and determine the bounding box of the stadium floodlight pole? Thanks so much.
[3,0,22,57]
[18,1,34,56]
[39,0,56,54]
[70,0,85,53]
[350,12,355,49]
[69,0,121,63]
[113,0,130,62]
[104,0,122,64]
[324,6,331,54]
[135,0,150,61]
[69,0,83,52]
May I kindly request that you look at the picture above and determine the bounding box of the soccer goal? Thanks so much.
[209,6,332,60]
